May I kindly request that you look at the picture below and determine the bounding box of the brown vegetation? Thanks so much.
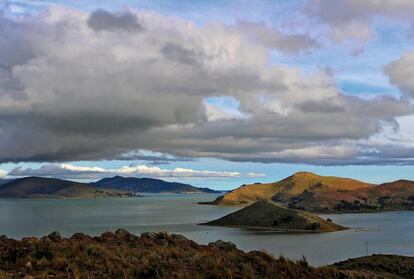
[0,230,380,278]
[332,254,414,279]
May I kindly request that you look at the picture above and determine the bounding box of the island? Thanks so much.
[201,200,346,232]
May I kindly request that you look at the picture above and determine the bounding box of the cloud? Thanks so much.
[0,7,412,165]
[204,102,245,121]
[234,21,319,54]
[384,51,414,99]
[115,149,193,164]
[305,0,414,43]
[160,43,201,66]
[87,9,142,32]
[0,169,6,177]
[7,163,264,179]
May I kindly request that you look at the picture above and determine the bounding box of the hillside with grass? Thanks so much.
[203,172,372,205]
[332,254,414,279]
[202,172,414,213]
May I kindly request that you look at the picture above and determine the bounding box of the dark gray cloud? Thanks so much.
[0,17,35,68]
[87,9,142,32]
[0,7,412,165]
[161,43,200,65]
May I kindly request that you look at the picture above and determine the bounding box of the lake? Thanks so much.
[1,193,413,266]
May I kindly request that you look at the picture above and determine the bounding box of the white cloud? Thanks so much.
[8,163,264,179]
[233,21,319,54]
[385,51,414,99]
[305,0,414,43]
[0,169,6,178]
[266,145,357,161]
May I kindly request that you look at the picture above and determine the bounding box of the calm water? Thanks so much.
[1,194,414,266]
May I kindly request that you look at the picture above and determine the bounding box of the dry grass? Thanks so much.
[215,171,372,206]
[209,172,414,213]
[0,230,374,279]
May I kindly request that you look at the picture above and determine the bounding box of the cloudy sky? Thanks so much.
[2,0,414,189]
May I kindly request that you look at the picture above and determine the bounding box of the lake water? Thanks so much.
[1,193,413,266]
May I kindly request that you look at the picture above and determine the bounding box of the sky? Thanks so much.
[2,0,414,189]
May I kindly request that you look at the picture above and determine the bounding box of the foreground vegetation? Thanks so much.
[0,230,412,278]
[332,254,414,279]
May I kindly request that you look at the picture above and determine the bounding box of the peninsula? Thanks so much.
[201,172,414,213]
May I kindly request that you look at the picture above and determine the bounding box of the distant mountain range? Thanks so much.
[202,171,414,213]
[0,176,219,198]
[92,176,220,193]
[0,177,134,198]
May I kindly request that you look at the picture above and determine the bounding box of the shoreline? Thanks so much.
[198,200,414,214]
[198,223,349,233]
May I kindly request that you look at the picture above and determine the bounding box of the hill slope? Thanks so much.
[312,179,414,212]
[332,254,414,279]
[0,179,12,186]
[204,172,372,205]
[203,172,414,213]
[202,200,346,232]
[0,177,132,198]
[279,178,414,212]
[93,176,219,193]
